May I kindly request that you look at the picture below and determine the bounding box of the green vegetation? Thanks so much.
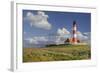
[23,44,91,62]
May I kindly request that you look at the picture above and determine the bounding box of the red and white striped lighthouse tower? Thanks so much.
[72,21,77,44]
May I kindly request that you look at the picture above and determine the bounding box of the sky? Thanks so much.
[23,10,91,48]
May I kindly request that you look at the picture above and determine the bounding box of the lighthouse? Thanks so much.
[72,21,77,44]
[64,21,80,44]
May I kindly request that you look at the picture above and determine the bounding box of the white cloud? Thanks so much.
[25,38,38,44]
[37,11,48,18]
[77,31,88,39]
[55,27,70,44]
[57,27,70,36]
[53,27,70,44]
[24,35,66,45]
[25,11,52,30]
[25,36,48,44]
[54,36,66,45]
[76,31,91,44]
[33,36,48,42]
[83,32,90,36]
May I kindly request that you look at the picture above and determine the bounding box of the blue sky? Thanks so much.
[23,10,91,48]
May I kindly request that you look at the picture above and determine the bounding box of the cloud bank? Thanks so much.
[24,31,90,48]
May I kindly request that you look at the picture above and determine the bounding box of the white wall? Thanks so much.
[0,0,100,73]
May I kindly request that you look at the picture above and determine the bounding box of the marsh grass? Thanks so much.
[23,45,91,62]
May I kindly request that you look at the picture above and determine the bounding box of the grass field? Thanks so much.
[23,44,91,62]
